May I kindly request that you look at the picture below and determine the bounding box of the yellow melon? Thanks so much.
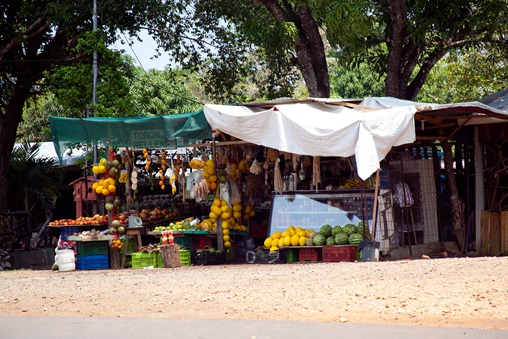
[283,235,291,246]
[299,236,307,246]
[271,231,282,239]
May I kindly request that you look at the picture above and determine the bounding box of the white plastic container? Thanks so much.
[360,241,380,262]
[56,249,76,271]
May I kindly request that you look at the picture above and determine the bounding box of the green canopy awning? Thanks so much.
[49,110,211,161]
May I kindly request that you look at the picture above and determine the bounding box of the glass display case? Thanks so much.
[267,190,375,235]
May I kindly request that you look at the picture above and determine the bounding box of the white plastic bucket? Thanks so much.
[56,249,76,271]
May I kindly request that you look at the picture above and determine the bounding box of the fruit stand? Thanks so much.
[202,99,417,262]
[46,99,419,269]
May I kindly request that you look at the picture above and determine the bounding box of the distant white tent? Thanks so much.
[14,142,85,166]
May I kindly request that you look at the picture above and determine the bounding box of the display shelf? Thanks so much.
[67,235,113,241]
[268,190,375,235]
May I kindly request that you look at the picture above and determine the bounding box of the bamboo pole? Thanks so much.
[371,169,380,241]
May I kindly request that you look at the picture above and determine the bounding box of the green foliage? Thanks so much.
[329,0,508,99]
[329,59,385,99]
[45,32,137,117]
[129,68,202,115]
[0,0,170,209]
[8,142,63,211]
[147,0,309,101]
[418,47,508,103]
[18,94,65,142]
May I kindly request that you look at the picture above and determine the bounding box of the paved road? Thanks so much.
[1,316,507,339]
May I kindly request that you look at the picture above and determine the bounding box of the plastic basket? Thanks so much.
[284,248,296,263]
[156,252,163,268]
[179,250,191,266]
[77,241,110,256]
[192,251,226,265]
[76,254,109,270]
[298,247,321,262]
[121,238,138,253]
[131,252,157,268]
[322,245,357,262]
[192,235,213,251]
[174,237,193,251]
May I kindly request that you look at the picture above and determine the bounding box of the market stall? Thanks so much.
[47,96,508,268]
[48,110,221,269]
[203,98,418,262]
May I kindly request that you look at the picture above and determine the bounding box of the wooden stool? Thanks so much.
[122,227,143,268]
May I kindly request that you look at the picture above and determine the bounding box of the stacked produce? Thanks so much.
[312,221,369,246]
[338,176,376,189]
[264,226,316,252]
[153,217,194,232]
[265,221,370,252]
[189,158,206,170]
[49,214,108,226]
[203,198,249,234]
[110,239,123,251]
[201,159,217,191]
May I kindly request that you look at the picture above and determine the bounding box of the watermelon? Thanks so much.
[357,221,369,235]
[335,233,349,245]
[326,236,336,246]
[343,223,356,235]
[349,233,364,245]
[313,233,327,246]
[331,225,342,236]
[319,224,333,237]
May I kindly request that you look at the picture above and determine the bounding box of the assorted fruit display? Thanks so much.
[49,214,108,226]
[264,221,370,252]
[51,142,377,269]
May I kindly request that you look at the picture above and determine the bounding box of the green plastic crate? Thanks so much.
[285,248,296,263]
[77,241,110,256]
[121,238,138,253]
[131,252,157,268]
[179,250,191,266]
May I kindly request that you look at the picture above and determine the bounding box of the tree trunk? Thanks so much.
[0,87,27,211]
[441,140,465,251]
[385,0,407,99]
[258,0,330,98]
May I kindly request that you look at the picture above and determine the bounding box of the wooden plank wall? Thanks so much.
[480,211,508,255]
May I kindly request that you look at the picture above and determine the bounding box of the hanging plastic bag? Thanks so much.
[219,182,231,207]
[393,182,414,207]
[230,181,241,205]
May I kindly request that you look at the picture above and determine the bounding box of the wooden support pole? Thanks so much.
[371,169,380,241]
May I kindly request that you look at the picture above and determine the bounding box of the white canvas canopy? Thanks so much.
[203,100,417,180]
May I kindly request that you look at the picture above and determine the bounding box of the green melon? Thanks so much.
[331,225,342,236]
[319,224,333,237]
[335,233,349,245]
[343,223,357,235]
[326,236,336,246]
[357,221,369,235]
[349,233,364,245]
[313,233,327,246]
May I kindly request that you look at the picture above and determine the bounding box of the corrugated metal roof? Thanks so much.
[480,88,508,111]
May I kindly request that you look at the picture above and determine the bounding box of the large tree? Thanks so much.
[146,0,508,101]
[0,0,165,210]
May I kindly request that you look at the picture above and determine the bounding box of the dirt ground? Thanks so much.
[1,256,507,330]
